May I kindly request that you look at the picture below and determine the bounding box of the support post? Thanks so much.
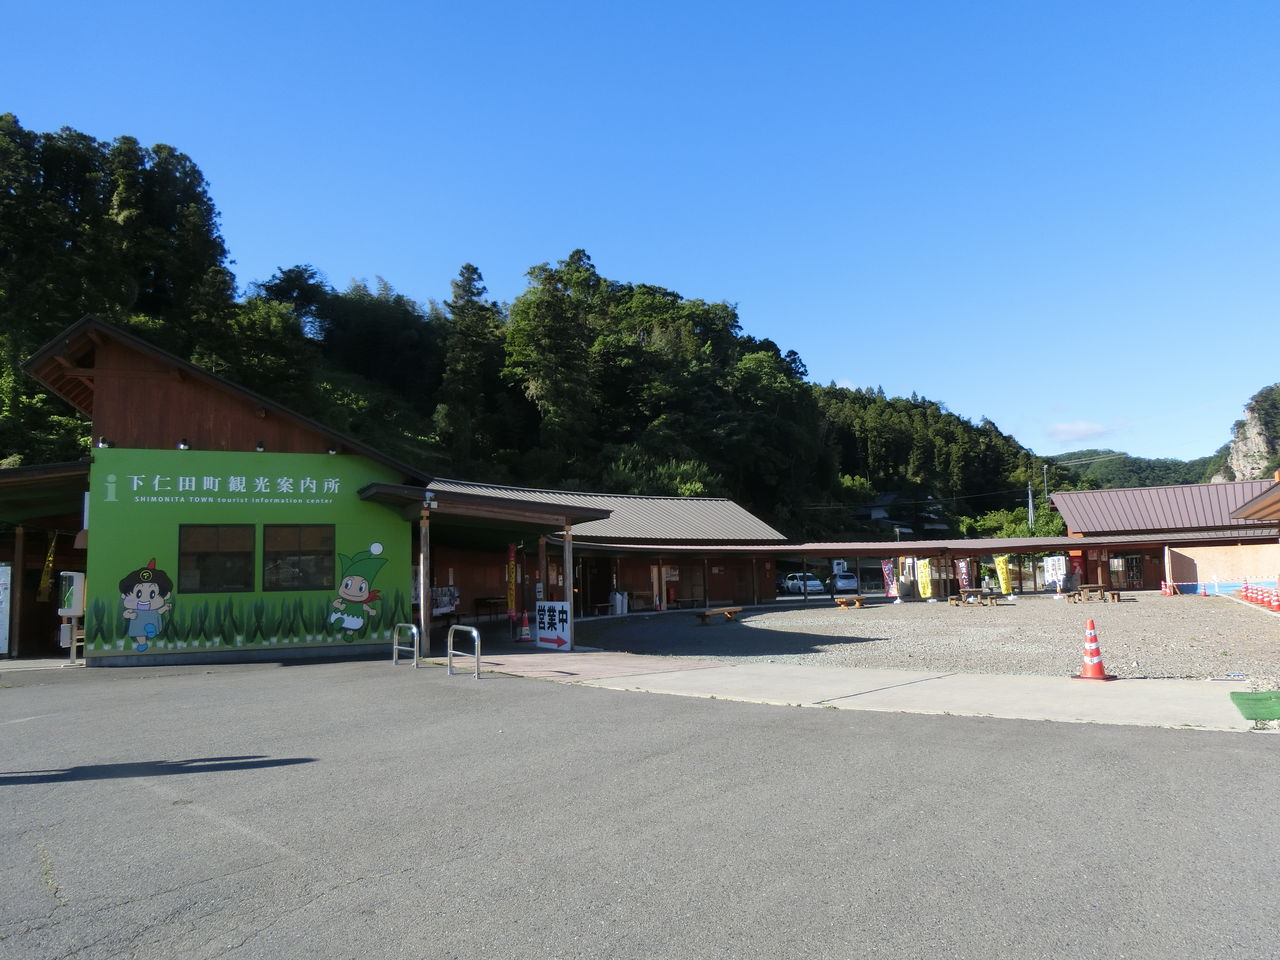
[562,523,574,650]
[11,524,24,657]
[417,507,430,653]
[538,536,548,602]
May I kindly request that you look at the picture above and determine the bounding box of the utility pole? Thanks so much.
[1043,463,1049,500]
[1027,481,1035,532]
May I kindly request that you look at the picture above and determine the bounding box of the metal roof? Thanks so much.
[561,526,1278,556]
[427,478,787,543]
[1231,482,1280,523]
[1051,481,1276,534]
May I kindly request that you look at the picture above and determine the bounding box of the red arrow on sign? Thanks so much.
[540,636,567,648]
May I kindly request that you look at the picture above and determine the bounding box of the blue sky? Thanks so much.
[5,1,1278,461]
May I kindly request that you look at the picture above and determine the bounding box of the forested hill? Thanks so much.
[1052,449,1219,488]
[1,114,1070,541]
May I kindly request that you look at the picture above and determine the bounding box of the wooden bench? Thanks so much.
[947,595,962,607]
[695,606,743,625]
[835,596,865,609]
[1107,591,1121,603]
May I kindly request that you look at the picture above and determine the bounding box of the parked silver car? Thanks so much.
[825,572,860,593]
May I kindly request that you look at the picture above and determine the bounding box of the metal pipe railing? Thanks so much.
[391,622,420,667]
[446,624,481,679]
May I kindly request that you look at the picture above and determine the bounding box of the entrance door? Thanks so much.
[1124,555,1143,589]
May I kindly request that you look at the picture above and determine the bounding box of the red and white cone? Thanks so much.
[1073,618,1116,681]
[517,609,532,642]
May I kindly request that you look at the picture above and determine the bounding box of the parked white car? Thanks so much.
[781,573,825,594]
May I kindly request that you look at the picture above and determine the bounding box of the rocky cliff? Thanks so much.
[1211,384,1280,482]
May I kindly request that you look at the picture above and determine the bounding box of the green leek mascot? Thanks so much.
[330,542,387,639]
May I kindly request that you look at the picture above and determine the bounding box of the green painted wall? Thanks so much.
[84,448,410,656]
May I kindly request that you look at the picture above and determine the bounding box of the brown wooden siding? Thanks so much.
[91,341,332,454]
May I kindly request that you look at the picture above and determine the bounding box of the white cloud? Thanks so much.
[1045,421,1115,445]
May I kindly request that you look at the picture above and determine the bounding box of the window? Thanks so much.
[263,525,335,592]
[178,525,255,593]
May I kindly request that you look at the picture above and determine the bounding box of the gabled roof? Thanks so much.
[427,479,787,543]
[24,315,430,483]
[1052,481,1276,535]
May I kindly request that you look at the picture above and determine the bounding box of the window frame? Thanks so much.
[261,523,336,593]
[177,524,256,594]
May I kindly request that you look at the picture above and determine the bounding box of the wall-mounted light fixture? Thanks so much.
[95,437,114,448]
[255,441,265,452]
[326,446,338,455]
[177,438,190,450]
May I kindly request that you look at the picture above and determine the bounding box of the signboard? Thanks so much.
[83,448,408,657]
[955,558,971,591]
[1043,555,1067,590]
[534,600,571,650]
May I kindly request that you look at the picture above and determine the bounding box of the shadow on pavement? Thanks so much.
[576,614,888,659]
[0,754,316,785]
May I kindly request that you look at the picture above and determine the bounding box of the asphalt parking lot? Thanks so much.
[3,658,1277,960]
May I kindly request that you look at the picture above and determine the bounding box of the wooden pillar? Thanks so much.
[538,536,548,601]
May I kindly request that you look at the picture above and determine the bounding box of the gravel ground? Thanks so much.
[576,591,1280,690]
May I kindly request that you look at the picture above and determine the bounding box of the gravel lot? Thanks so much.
[577,591,1280,689]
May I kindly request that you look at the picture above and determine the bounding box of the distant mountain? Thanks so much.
[1052,448,1218,488]
[1210,383,1280,482]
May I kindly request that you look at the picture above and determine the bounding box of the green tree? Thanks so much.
[0,114,235,463]
[503,250,603,469]
[433,264,507,470]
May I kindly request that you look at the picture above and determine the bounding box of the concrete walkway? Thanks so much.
[7,646,1261,732]
[432,650,1262,732]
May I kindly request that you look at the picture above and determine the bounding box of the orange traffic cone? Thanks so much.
[517,609,532,642]
[1073,619,1116,681]
[1160,581,1169,597]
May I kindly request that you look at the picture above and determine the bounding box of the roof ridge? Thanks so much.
[430,477,734,503]
[1055,478,1273,496]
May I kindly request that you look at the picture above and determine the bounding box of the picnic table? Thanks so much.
[1072,584,1113,603]
[953,588,999,606]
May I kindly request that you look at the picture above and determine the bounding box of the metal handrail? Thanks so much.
[391,622,420,667]
[446,624,481,679]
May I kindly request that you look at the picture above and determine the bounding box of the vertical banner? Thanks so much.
[917,558,933,599]
[1043,555,1067,591]
[534,600,571,650]
[506,544,517,621]
[995,556,1012,595]
[881,559,898,598]
[955,558,971,591]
